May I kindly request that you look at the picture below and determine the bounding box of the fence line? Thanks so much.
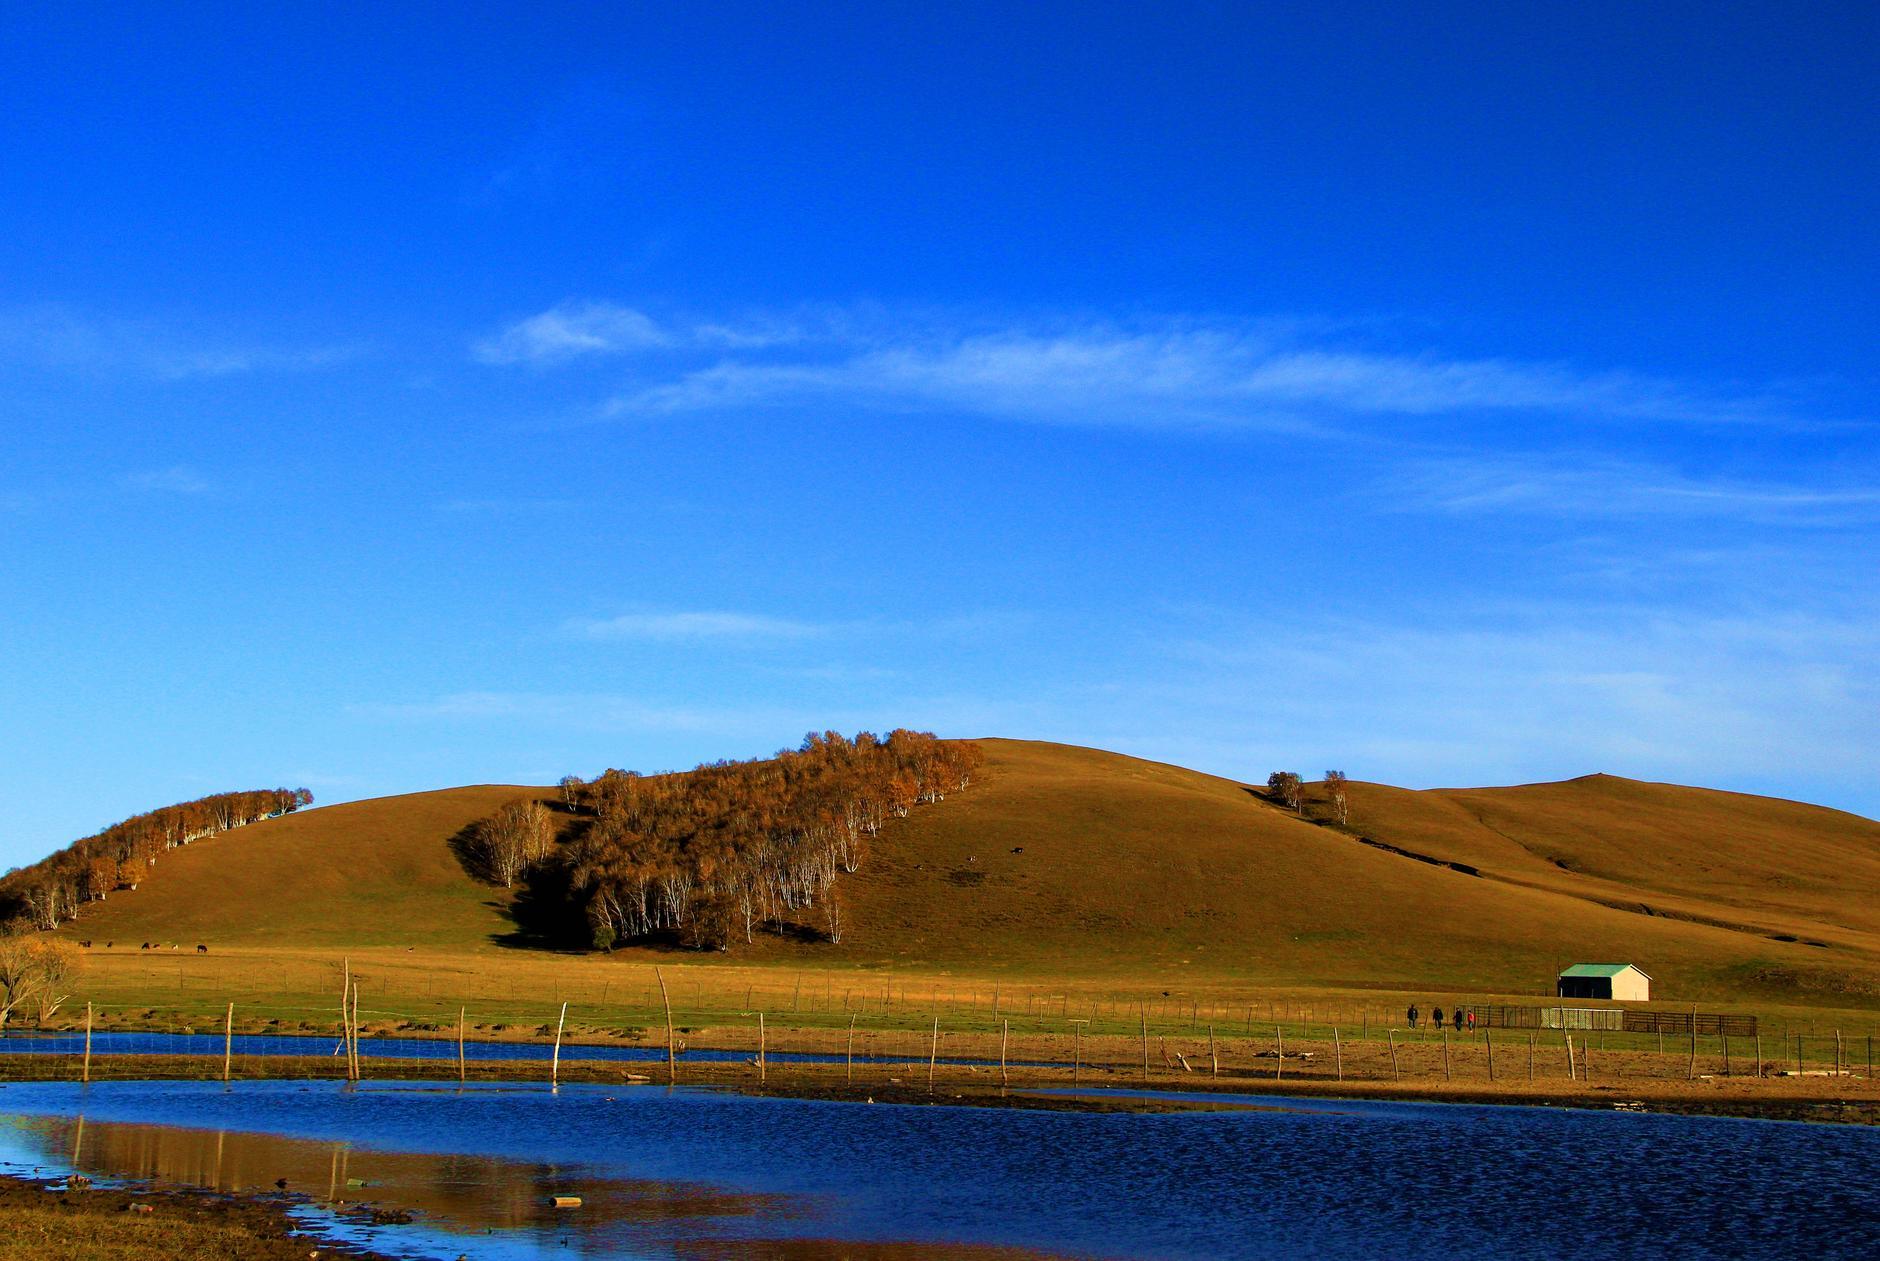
[2,997,1862,1096]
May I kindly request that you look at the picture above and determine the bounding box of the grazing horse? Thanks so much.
[196,944,208,954]
[140,942,151,950]
[80,940,91,948]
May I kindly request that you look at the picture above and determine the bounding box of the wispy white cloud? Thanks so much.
[474,301,670,364]
[351,691,854,742]
[1393,454,1880,526]
[1137,604,1880,794]
[434,496,588,514]
[467,301,1834,435]
[474,302,828,367]
[594,321,1800,434]
[0,305,355,379]
[121,466,212,496]
[564,610,829,642]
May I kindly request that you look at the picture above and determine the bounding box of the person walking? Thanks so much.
[1466,1009,1476,1033]
[1453,1008,1465,1033]
[1432,1006,1445,1033]
[1408,1004,1419,1030]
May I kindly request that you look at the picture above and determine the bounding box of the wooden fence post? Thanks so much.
[1722,1032,1731,1077]
[1209,1024,1219,1078]
[1332,1027,1342,1082]
[457,1008,466,1085]
[82,1002,93,1085]
[1140,1007,1150,1083]
[1387,1029,1400,1081]
[846,1013,856,1084]
[1565,1033,1576,1081]
[1441,1028,1450,1081]
[1835,1029,1843,1077]
[927,1017,939,1094]
[223,1002,234,1084]
[1000,1019,1009,1092]
[1755,1033,1762,1078]
[1275,1025,1283,1080]
[339,961,351,1082]
[758,1011,766,1084]
[1528,1032,1535,1082]
[1485,1031,1494,1082]
[551,1001,568,1088]
[1070,1019,1087,1088]
[655,967,677,1085]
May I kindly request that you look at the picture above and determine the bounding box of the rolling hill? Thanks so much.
[47,739,1880,1004]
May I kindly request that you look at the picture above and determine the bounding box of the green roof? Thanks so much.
[1559,963,1648,978]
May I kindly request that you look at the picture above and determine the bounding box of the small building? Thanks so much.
[1556,963,1650,1002]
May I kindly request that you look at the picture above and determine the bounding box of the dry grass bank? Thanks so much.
[39,739,1880,1011]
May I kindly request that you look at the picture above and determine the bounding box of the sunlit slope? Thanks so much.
[831,741,1880,997]
[62,785,540,948]
[1337,774,1880,940]
[53,741,1880,1001]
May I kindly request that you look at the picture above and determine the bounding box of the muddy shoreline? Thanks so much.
[3,1052,1875,1124]
[0,1171,402,1260]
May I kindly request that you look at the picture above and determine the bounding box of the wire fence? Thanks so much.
[4,993,1873,1094]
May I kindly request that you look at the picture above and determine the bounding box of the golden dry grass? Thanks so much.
[45,739,1880,1016]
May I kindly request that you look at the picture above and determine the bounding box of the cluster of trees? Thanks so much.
[0,788,312,933]
[0,936,77,1031]
[467,730,982,952]
[1265,769,1349,825]
[461,799,556,888]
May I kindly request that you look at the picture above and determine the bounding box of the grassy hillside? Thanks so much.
[49,740,1880,1005]
[60,784,535,948]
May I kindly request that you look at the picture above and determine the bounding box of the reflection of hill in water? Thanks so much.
[5,1111,790,1239]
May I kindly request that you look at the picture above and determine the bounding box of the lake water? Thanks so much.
[0,1028,1061,1069]
[0,1079,1874,1259]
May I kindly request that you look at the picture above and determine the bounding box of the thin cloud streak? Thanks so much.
[0,305,356,379]
[121,466,212,496]
[585,319,1799,432]
[474,301,670,364]
[565,611,829,641]
[1143,605,1880,793]
[1393,455,1880,526]
[467,302,1829,433]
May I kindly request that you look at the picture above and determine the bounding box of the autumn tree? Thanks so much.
[0,937,77,1031]
[1324,770,1350,825]
[467,799,557,888]
[484,731,983,951]
[1266,771,1303,811]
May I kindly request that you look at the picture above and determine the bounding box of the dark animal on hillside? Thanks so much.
[196,944,207,954]
[140,942,151,950]
[105,942,112,948]
[80,941,91,948]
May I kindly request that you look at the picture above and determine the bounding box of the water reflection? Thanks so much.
[4,1110,807,1256]
[0,1080,1875,1260]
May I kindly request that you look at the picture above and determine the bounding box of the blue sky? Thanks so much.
[2,4,1876,867]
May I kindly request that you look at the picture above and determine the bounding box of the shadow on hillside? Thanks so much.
[445,823,494,886]
[488,862,588,953]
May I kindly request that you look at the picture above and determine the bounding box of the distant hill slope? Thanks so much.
[60,785,535,949]
[53,740,1880,1002]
